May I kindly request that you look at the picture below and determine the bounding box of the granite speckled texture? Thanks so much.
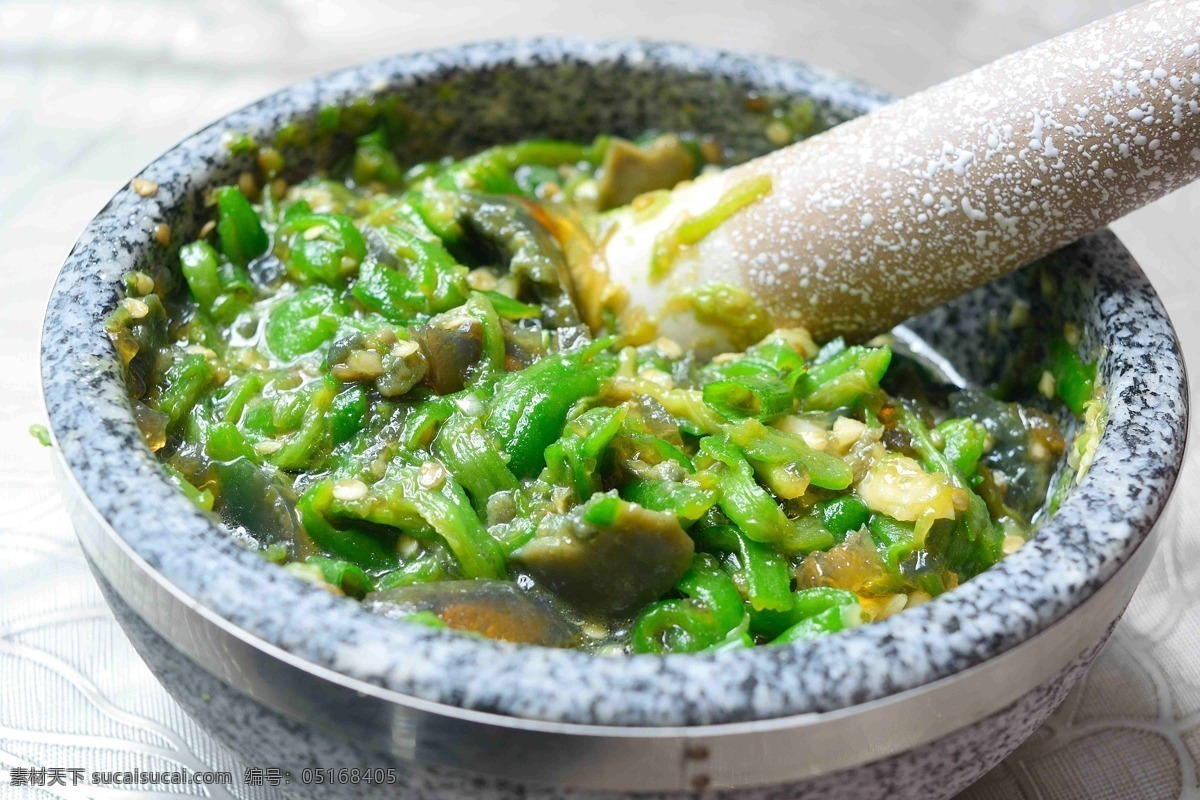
[39,36,1187,793]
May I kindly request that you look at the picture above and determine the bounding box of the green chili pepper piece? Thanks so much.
[794,345,891,411]
[820,495,871,537]
[352,260,425,323]
[376,546,455,590]
[389,467,506,579]
[699,435,794,545]
[216,374,264,425]
[480,290,542,320]
[433,412,520,513]
[353,128,404,186]
[400,394,458,450]
[180,240,254,323]
[280,213,367,286]
[214,186,268,267]
[896,404,999,578]
[772,606,850,644]
[620,479,716,527]
[162,463,215,511]
[703,372,794,422]
[692,524,793,612]
[724,418,853,490]
[298,481,399,571]
[544,405,626,502]
[777,514,837,555]
[676,553,747,633]
[265,285,347,360]
[1046,338,1097,418]
[270,382,335,470]
[329,384,368,445]
[205,420,258,462]
[631,599,721,654]
[936,417,988,479]
[750,587,860,640]
[152,352,215,427]
[306,555,375,599]
[485,345,617,478]
[868,514,917,576]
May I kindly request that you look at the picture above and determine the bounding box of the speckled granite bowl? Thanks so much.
[42,39,1187,800]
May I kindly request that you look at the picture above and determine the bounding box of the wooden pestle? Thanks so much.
[590,0,1200,349]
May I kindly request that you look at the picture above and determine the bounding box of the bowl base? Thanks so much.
[89,556,1115,800]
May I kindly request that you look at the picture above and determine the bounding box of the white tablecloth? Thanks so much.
[3,2,1198,797]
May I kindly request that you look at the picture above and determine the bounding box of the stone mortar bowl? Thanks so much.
[41,38,1188,800]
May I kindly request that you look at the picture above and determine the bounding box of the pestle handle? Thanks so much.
[597,0,1200,347]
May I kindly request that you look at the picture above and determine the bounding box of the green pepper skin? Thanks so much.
[307,555,375,599]
[353,128,404,186]
[936,418,988,479]
[794,345,891,411]
[820,496,871,538]
[179,240,253,323]
[703,373,793,422]
[433,412,520,513]
[298,481,400,571]
[725,418,853,491]
[750,587,859,641]
[631,600,721,654]
[485,346,616,478]
[698,435,795,546]
[692,524,792,612]
[677,554,744,631]
[363,468,506,580]
[214,186,269,267]
[152,352,215,427]
[543,405,626,502]
[897,404,999,579]
[265,286,348,361]
[279,212,367,286]
[1046,338,1097,418]
[329,384,368,445]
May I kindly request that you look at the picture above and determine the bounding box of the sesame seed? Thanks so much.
[121,297,149,319]
[344,349,384,378]
[454,393,486,418]
[332,478,369,501]
[1038,370,1057,400]
[393,339,420,358]
[184,345,218,360]
[418,461,447,490]
[1063,321,1081,347]
[131,178,158,197]
[153,222,171,247]
[1001,534,1026,556]
[581,621,608,639]
[237,171,259,198]
[303,225,327,240]
[654,337,683,359]
[1008,299,1031,328]
[466,268,499,291]
[438,315,474,330]
[254,440,282,455]
[258,147,284,176]
[765,120,792,146]
[133,272,154,295]
[198,220,216,239]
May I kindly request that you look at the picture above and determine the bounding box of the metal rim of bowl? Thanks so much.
[40,36,1189,784]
